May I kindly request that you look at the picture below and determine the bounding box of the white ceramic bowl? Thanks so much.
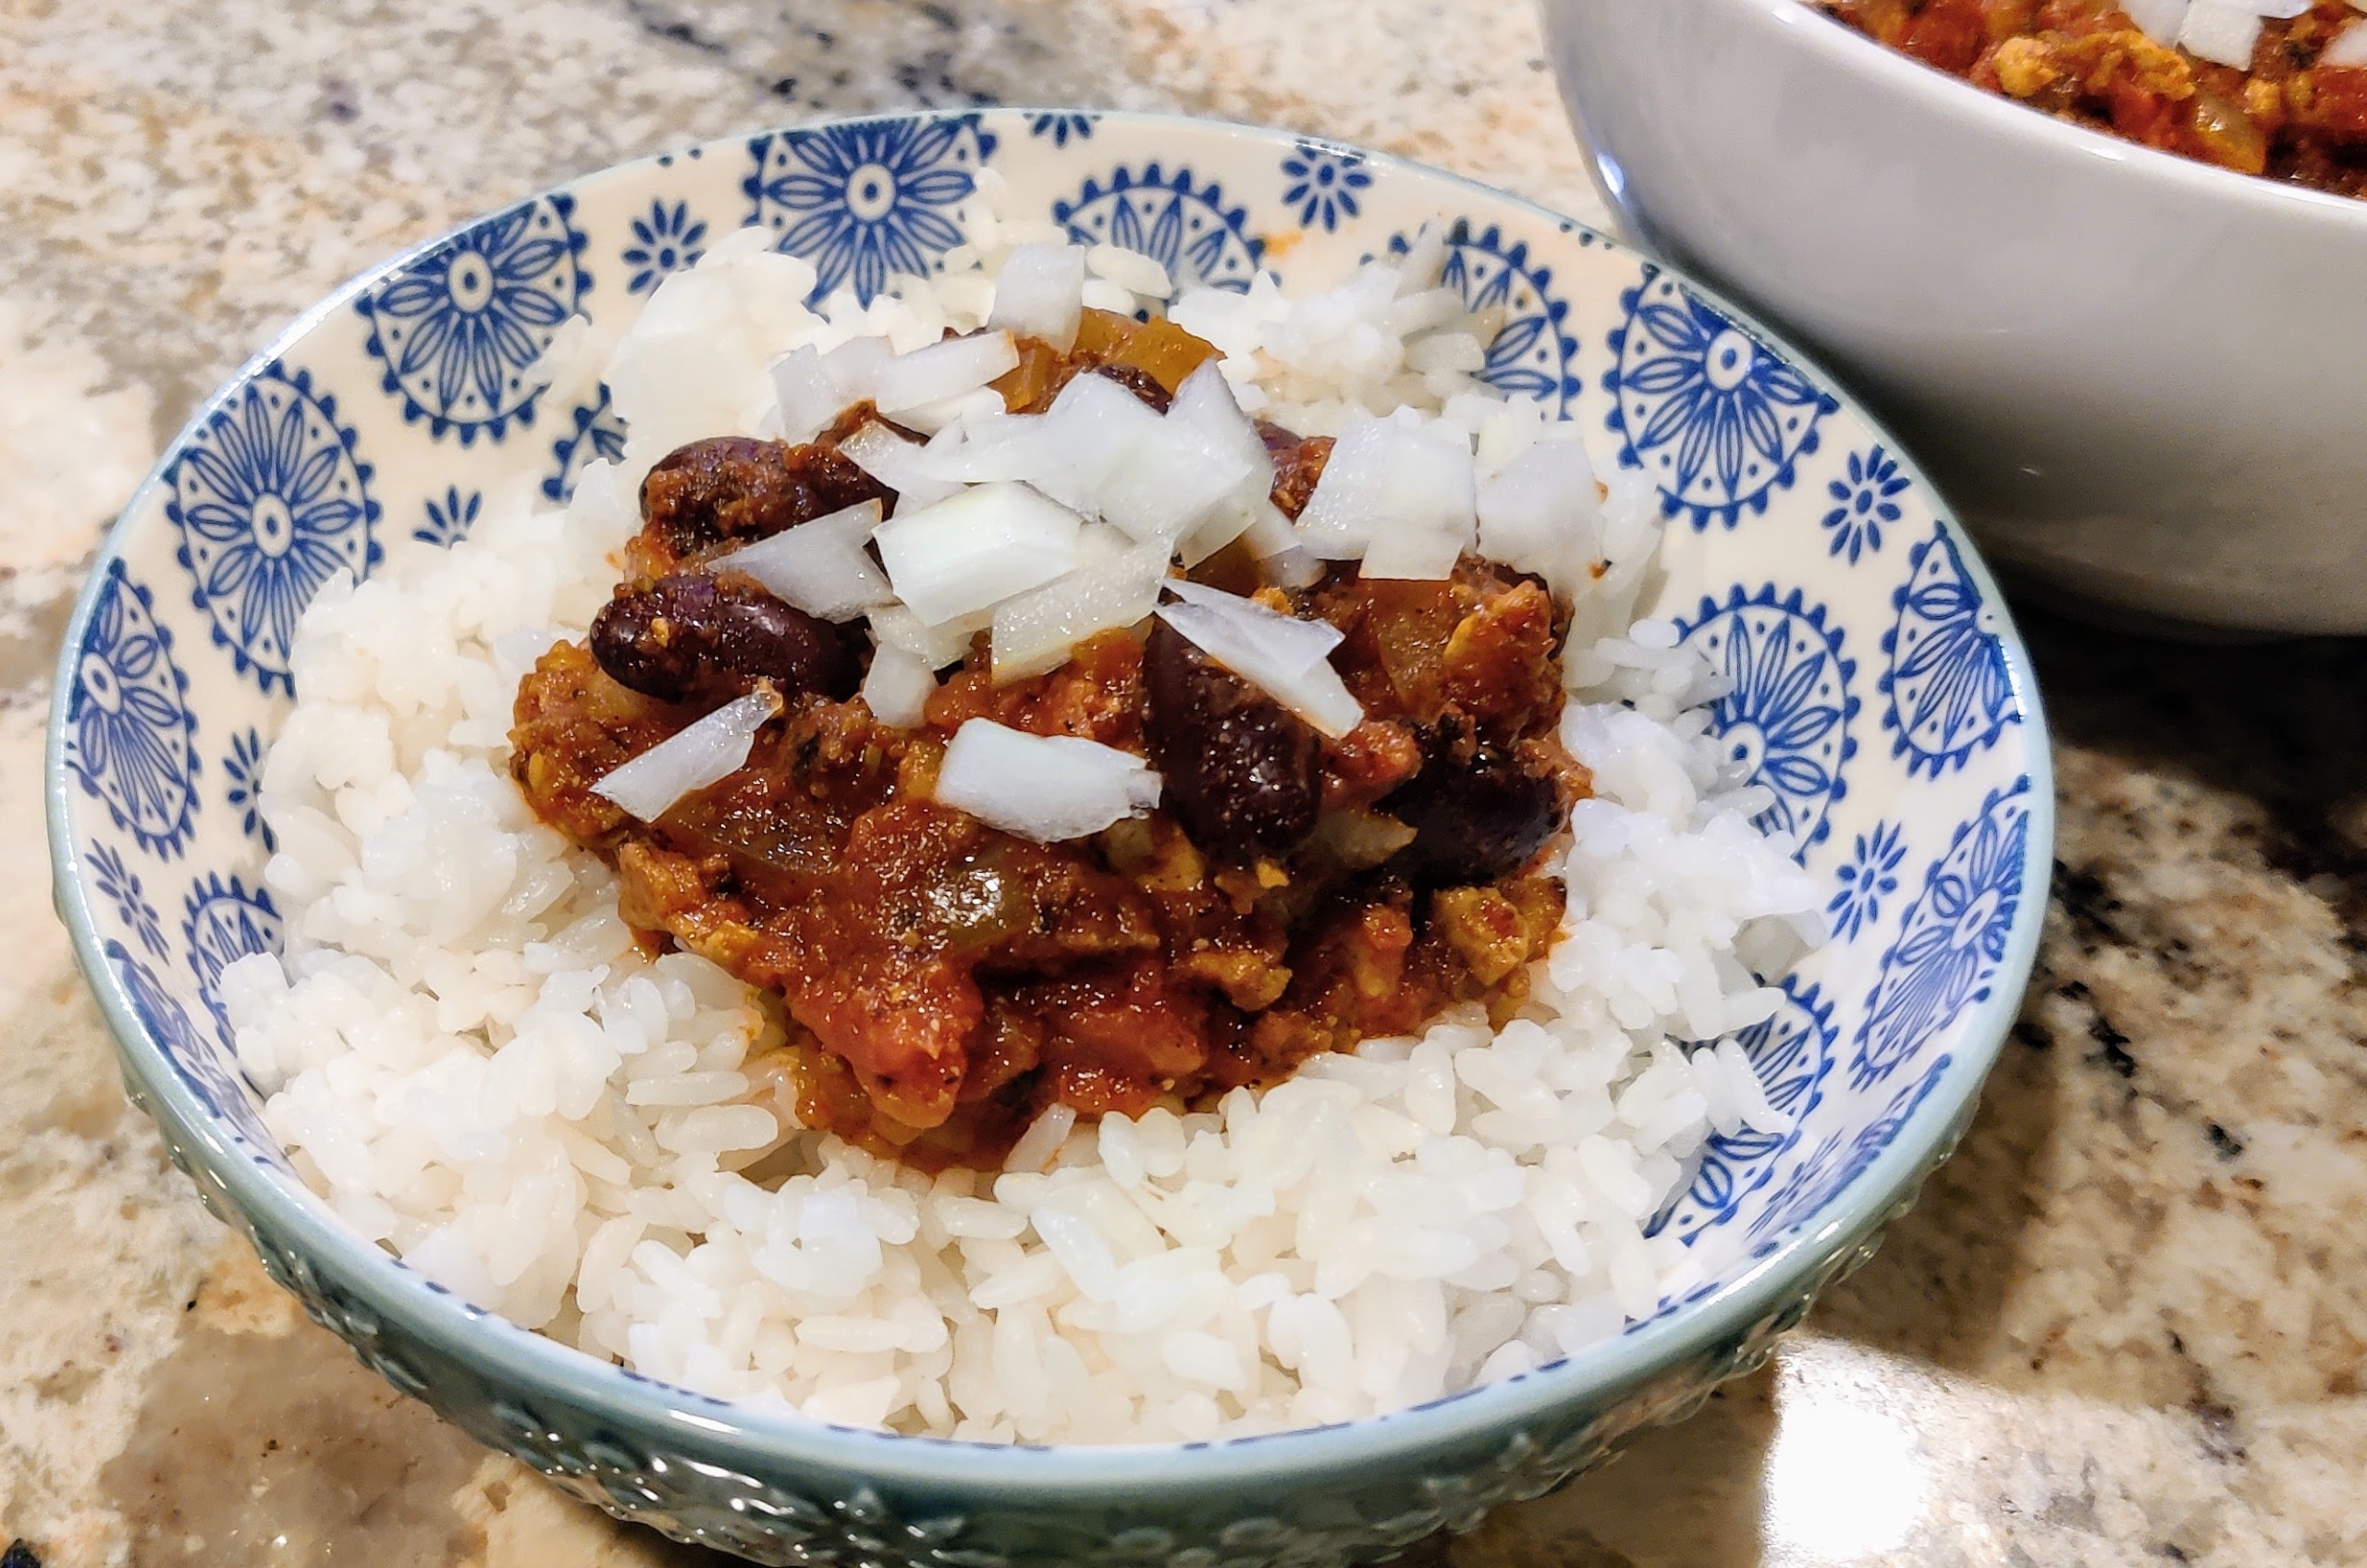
[1544,0,2367,635]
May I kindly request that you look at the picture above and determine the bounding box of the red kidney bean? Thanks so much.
[590,571,855,705]
[1144,620,1321,862]
[1382,733,1561,885]
[638,436,890,560]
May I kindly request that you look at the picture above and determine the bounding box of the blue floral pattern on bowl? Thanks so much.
[1282,142,1373,232]
[166,364,381,692]
[1389,223,1585,414]
[744,118,993,304]
[1055,164,1264,293]
[1650,981,1836,1243]
[356,196,590,444]
[1676,585,1857,853]
[1851,778,2033,1089]
[1606,267,1838,529]
[622,199,709,296]
[1881,524,2020,777]
[51,111,2051,1568]
[64,562,200,858]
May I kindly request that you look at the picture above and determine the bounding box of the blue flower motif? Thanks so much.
[1676,584,1858,852]
[1651,982,1836,1243]
[1748,1054,1952,1241]
[91,843,168,958]
[108,937,273,1146]
[1388,223,1582,414]
[184,873,282,1051]
[66,563,199,858]
[1826,819,1906,941]
[1028,112,1096,147]
[1054,164,1265,295]
[415,485,482,548]
[621,199,708,295]
[744,116,994,305]
[166,363,380,692]
[1605,269,1838,528]
[1881,524,2019,776]
[543,386,629,505]
[1822,444,1907,563]
[1281,144,1372,232]
[222,727,276,853]
[357,194,590,443]
[1851,778,2032,1089]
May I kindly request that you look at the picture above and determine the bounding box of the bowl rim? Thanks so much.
[1695,0,2367,234]
[46,105,2054,1492]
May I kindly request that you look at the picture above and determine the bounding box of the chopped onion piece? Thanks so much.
[1296,415,1477,576]
[862,643,938,728]
[911,411,1063,484]
[593,690,780,822]
[706,499,890,621]
[1030,371,1168,515]
[2120,0,2188,43]
[987,243,1087,352]
[934,719,1161,842]
[1157,583,1364,739]
[1478,441,1600,604]
[839,421,963,509]
[991,544,1169,682]
[873,481,1084,626]
[2178,0,2263,66]
[1168,360,1278,565]
[1095,408,1257,545]
[772,337,891,444]
[869,604,984,669]
[872,331,1021,415]
[2324,18,2367,61]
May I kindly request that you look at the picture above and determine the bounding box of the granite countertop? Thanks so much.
[5,2,2365,1563]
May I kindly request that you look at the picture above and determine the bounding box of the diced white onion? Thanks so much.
[2179,0,2263,66]
[862,643,937,728]
[592,690,780,822]
[872,331,1021,415]
[705,499,890,621]
[1477,441,1600,605]
[772,337,891,445]
[991,544,1169,682]
[934,719,1161,842]
[873,481,1084,627]
[987,243,1087,353]
[2121,0,2189,43]
[1094,407,1257,546]
[1296,414,1477,580]
[1156,582,1364,739]
[2324,18,2367,62]
[1079,277,1139,316]
[1087,245,1174,300]
[1168,360,1279,565]
[869,604,984,670]
[839,421,963,509]
[1029,371,1168,516]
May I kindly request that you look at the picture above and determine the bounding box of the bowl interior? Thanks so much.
[51,109,2046,1453]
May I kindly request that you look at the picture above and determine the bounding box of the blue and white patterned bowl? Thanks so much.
[47,111,2050,1566]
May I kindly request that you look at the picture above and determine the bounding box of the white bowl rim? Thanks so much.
[46,106,2054,1493]
[1686,0,2367,234]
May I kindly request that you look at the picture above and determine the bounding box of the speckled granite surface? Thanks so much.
[5,2,2364,1563]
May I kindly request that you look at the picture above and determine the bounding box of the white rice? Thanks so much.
[221,192,1821,1444]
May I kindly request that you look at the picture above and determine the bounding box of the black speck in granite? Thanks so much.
[2,1542,42,1568]
[2085,1011,2138,1080]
